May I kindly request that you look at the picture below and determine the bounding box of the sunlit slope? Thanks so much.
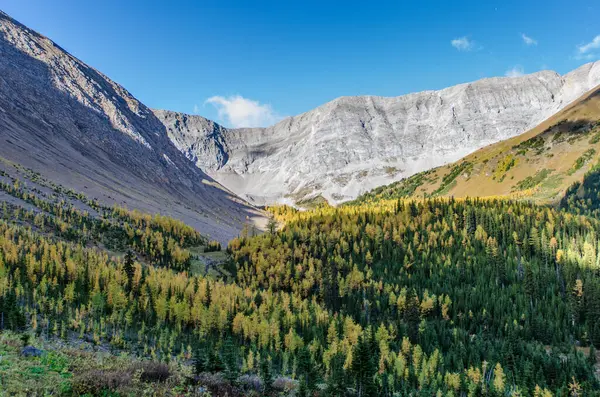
[354,85,600,204]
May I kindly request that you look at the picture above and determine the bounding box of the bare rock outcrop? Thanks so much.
[158,62,600,205]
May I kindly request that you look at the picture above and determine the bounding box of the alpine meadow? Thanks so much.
[1,3,600,397]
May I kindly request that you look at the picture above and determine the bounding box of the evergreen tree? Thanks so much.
[260,354,274,395]
[352,335,378,397]
[0,293,26,331]
[207,348,225,373]
[267,217,278,234]
[589,345,597,367]
[123,249,135,292]
[325,353,346,396]
[222,337,239,382]
[193,347,207,376]
[297,346,318,394]
[404,289,421,343]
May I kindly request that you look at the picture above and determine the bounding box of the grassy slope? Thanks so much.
[353,85,600,204]
[0,331,199,396]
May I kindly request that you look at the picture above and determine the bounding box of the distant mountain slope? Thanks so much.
[159,62,600,206]
[561,152,600,217]
[0,10,264,242]
[353,84,600,204]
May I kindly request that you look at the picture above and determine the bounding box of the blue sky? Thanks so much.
[2,0,599,127]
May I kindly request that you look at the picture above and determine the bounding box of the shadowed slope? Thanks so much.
[0,10,265,242]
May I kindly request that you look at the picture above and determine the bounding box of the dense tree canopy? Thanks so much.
[1,165,600,395]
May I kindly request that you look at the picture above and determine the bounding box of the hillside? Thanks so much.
[353,84,600,204]
[3,166,600,394]
[1,117,600,395]
[3,106,600,395]
[159,62,600,206]
[4,7,600,397]
[0,11,265,243]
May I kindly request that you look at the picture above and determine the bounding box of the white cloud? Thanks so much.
[576,53,597,61]
[576,35,600,60]
[505,65,525,77]
[193,104,200,114]
[205,95,282,128]
[451,36,476,51]
[521,33,537,46]
[578,35,600,54]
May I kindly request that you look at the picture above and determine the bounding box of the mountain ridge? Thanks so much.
[3,7,600,220]
[351,83,600,205]
[0,10,265,243]
[160,61,600,206]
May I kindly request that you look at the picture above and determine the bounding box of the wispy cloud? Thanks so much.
[521,33,537,46]
[576,35,600,60]
[505,65,525,78]
[451,36,476,51]
[193,104,200,114]
[205,95,282,128]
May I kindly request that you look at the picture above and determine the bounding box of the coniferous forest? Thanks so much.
[2,163,600,396]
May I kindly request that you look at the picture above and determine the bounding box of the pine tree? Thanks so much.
[524,262,535,304]
[208,348,225,373]
[267,217,278,234]
[0,293,26,331]
[123,250,135,292]
[589,345,597,366]
[503,327,518,373]
[193,347,207,376]
[222,337,239,382]
[325,353,346,397]
[297,346,318,394]
[298,380,308,397]
[404,289,420,343]
[260,354,274,395]
[352,335,378,397]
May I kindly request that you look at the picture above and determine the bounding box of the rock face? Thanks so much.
[0,11,264,243]
[157,62,600,205]
[21,346,44,357]
[3,10,599,213]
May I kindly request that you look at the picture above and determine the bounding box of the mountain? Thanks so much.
[0,11,264,243]
[3,10,600,396]
[352,84,600,204]
[158,62,600,206]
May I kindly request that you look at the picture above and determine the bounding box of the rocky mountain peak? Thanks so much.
[160,61,600,206]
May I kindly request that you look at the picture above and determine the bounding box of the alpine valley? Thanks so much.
[1,8,600,397]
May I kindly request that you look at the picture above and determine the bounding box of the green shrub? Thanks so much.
[589,133,600,144]
[493,155,517,182]
[513,136,545,155]
[130,361,171,383]
[432,162,472,196]
[513,169,553,191]
[568,149,596,175]
[71,369,133,396]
